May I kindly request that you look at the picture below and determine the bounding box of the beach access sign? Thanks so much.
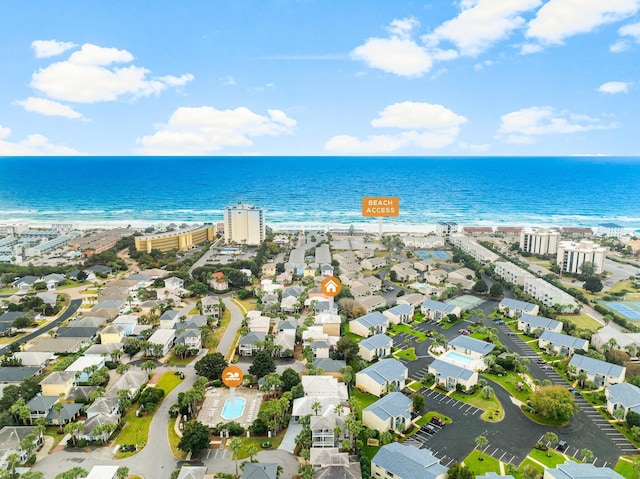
[362,197,399,217]
[222,365,244,388]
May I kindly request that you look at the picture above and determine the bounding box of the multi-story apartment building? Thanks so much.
[134,225,215,253]
[557,240,606,274]
[524,276,577,308]
[223,202,265,246]
[449,234,499,263]
[494,261,531,286]
[520,227,560,255]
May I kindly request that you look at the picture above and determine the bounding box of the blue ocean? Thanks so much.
[0,156,639,231]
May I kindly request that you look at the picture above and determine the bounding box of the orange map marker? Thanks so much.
[321,276,342,297]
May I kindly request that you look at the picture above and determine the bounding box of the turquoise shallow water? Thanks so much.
[0,156,638,230]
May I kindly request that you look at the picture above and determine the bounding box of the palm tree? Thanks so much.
[6,453,20,479]
[228,437,243,478]
[53,401,65,431]
[311,401,322,416]
[475,435,488,460]
[543,432,558,457]
[334,403,344,417]
[581,448,594,463]
[246,443,260,463]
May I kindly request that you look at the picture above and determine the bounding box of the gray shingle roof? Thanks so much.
[358,359,407,385]
[421,299,458,314]
[372,443,447,479]
[429,358,475,381]
[238,331,266,345]
[607,382,640,411]
[364,392,412,422]
[359,334,393,351]
[539,330,588,350]
[450,336,495,356]
[242,463,279,479]
[519,314,561,331]
[0,366,40,383]
[353,312,388,329]
[499,298,538,312]
[569,354,625,379]
[385,304,413,315]
[313,359,346,372]
[545,462,624,479]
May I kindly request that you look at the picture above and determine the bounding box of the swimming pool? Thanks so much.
[220,247,239,255]
[221,397,247,420]
[442,351,475,365]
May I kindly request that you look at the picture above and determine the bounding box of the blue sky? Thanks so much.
[0,0,639,156]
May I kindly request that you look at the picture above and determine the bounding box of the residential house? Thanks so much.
[12,275,39,293]
[85,466,120,479]
[0,367,41,383]
[41,273,66,290]
[568,354,626,387]
[36,292,58,305]
[301,376,348,400]
[315,313,341,337]
[311,415,344,448]
[517,314,562,336]
[420,300,461,322]
[69,269,97,282]
[543,463,624,479]
[273,332,295,357]
[147,328,176,356]
[304,265,317,278]
[26,396,82,425]
[55,326,99,341]
[238,332,267,356]
[429,359,478,391]
[40,371,76,398]
[351,284,370,298]
[383,304,414,324]
[177,466,208,479]
[499,298,540,318]
[164,277,184,291]
[159,310,180,330]
[248,316,271,334]
[276,318,297,336]
[27,337,85,354]
[105,370,148,399]
[262,262,277,277]
[349,312,389,338]
[321,264,334,277]
[448,336,495,359]
[312,358,346,376]
[65,356,106,383]
[87,265,113,276]
[425,269,447,285]
[13,351,54,368]
[79,413,119,442]
[292,396,345,419]
[200,296,221,320]
[312,453,363,479]
[99,324,126,344]
[280,296,299,313]
[67,316,106,328]
[86,396,120,419]
[359,276,383,292]
[391,264,419,282]
[538,331,588,356]
[397,293,429,308]
[358,334,393,362]
[275,272,293,285]
[447,268,476,289]
[212,278,229,291]
[112,315,138,336]
[0,426,44,468]
[175,330,202,350]
[371,443,447,479]
[361,257,387,271]
[363,392,412,433]
[311,340,330,359]
[356,359,408,397]
[591,324,640,353]
[243,463,278,479]
[302,326,330,348]
[83,342,124,358]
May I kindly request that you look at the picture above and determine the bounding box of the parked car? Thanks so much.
[423,424,437,435]
[557,440,568,451]
[430,416,446,427]
[537,358,546,364]
[459,329,471,335]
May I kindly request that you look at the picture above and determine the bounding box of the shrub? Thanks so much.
[534,442,548,451]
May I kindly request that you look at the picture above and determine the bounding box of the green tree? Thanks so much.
[178,421,211,457]
[281,367,301,391]
[311,401,322,416]
[228,437,243,478]
[482,386,495,400]
[194,352,227,381]
[447,462,474,479]
[5,453,20,479]
[529,385,577,420]
[335,336,358,362]
[472,280,488,293]
[412,393,425,413]
[116,467,129,479]
[141,360,157,375]
[9,398,30,425]
[543,431,558,457]
[580,261,596,277]
[53,400,65,430]
[55,467,88,479]
[580,448,594,463]
[584,276,603,293]
[489,282,503,297]
[475,435,488,459]
[248,350,276,379]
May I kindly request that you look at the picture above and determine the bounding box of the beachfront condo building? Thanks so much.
[520,227,560,255]
[449,234,499,263]
[134,225,215,253]
[557,240,606,275]
[436,222,458,237]
[223,202,265,246]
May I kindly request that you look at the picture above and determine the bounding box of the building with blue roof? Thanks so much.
[428,358,478,391]
[358,334,393,362]
[363,392,412,433]
[420,299,461,322]
[569,354,626,387]
[543,462,624,479]
[538,330,588,356]
[517,313,562,336]
[371,443,447,479]
[356,359,408,397]
[606,382,640,419]
[382,303,414,324]
[498,298,539,318]
[449,336,495,358]
[349,312,389,338]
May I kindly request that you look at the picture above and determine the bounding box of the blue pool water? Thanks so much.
[443,351,475,365]
[221,397,247,420]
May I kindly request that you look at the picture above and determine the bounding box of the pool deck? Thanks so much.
[197,387,263,428]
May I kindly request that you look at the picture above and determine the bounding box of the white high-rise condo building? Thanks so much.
[557,240,606,275]
[520,227,560,255]
[223,203,265,246]
[436,222,458,237]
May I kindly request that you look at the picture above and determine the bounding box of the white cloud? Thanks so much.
[619,21,640,40]
[424,0,542,56]
[519,43,544,54]
[458,141,491,152]
[136,106,297,155]
[0,125,81,155]
[474,59,497,71]
[371,101,468,130]
[497,106,617,143]
[31,40,77,58]
[325,101,467,153]
[16,97,83,118]
[30,43,194,103]
[597,81,631,94]
[350,18,433,77]
[527,0,640,45]
[220,76,236,86]
[610,40,630,52]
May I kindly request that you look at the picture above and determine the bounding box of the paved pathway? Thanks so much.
[278,418,302,454]
[217,297,244,358]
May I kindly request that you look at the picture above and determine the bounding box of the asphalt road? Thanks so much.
[0,298,82,356]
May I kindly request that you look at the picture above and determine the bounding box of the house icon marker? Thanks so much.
[321,276,342,297]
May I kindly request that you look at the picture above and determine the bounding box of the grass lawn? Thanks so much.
[483,372,531,403]
[529,448,568,467]
[168,419,187,460]
[0,287,18,294]
[236,433,285,459]
[609,280,635,295]
[440,318,465,330]
[44,427,67,448]
[519,458,544,477]
[363,444,381,461]
[451,391,504,422]
[615,457,638,479]
[611,421,640,448]
[188,306,199,315]
[408,382,422,391]
[115,372,183,457]
[351,388,379,413]
[394,347,418,361]
[56,280,88,290]
[235,298,256,314]
[416,412,452,426]
[342,323,362,343]
[207,308,231,350]
[520,406,569,426]
[557,314,602,332]
[392,324,428,342]
[165,353,196,366]
[464,449,501,475]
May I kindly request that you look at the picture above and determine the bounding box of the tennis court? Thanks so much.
[415,250,451,260]
[446,294,486,311]
[603,301,640,321]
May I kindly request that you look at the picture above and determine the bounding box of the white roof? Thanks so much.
[65,355,105,372]
[148,328,176,344]
[301,376,348,400]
